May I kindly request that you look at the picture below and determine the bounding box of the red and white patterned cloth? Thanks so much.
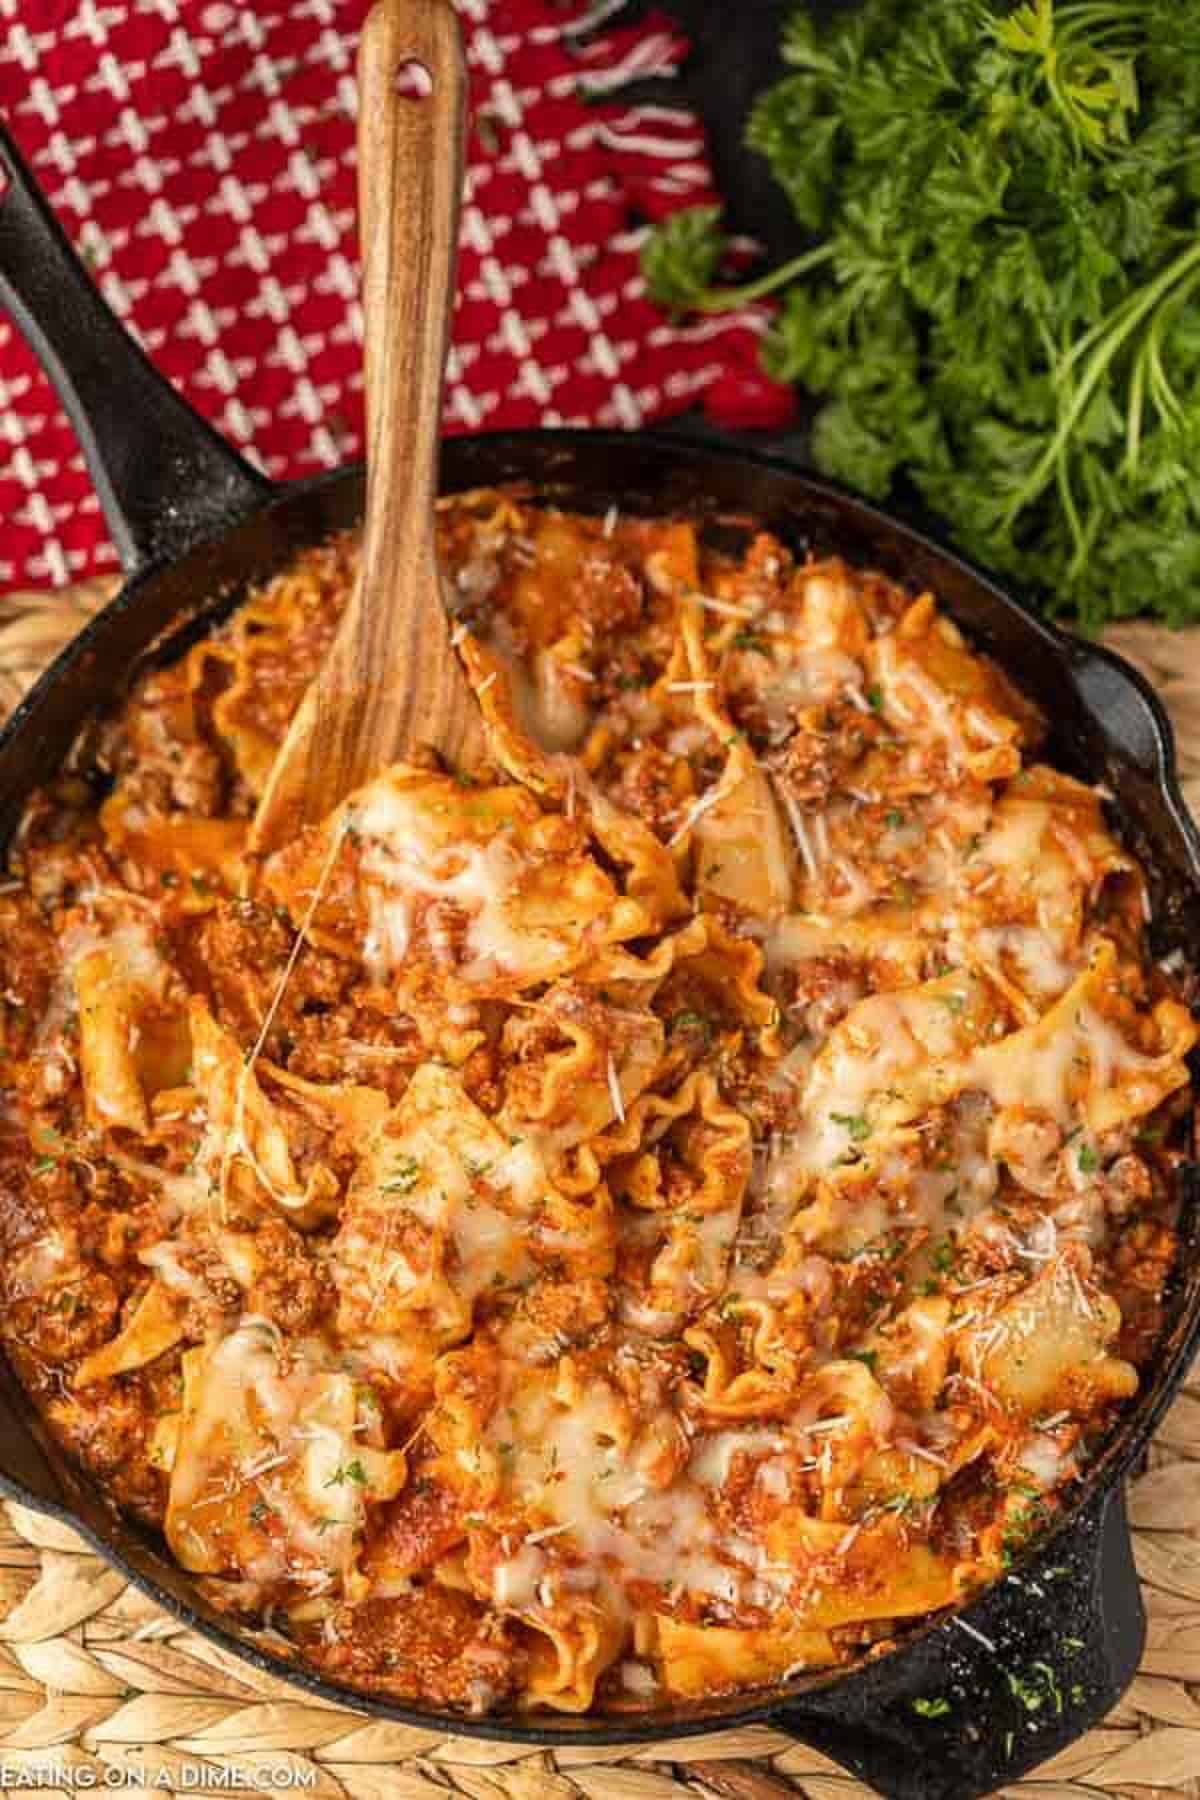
[0,0,790,593]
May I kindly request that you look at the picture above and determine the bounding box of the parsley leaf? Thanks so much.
[931,1235,957,1273]
[672,1009,716,1046]
[326,1459,368,1488]
[641,206,725,312]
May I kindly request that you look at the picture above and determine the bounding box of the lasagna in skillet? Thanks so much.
[0,491,1192,1712]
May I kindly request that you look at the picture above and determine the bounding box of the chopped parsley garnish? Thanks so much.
[831,1110,870,1142]
[931,1236,956,1273]
[881,1491,924,1517]
[1076,1143,1100,1173]
[384,1155,422,1195]
[1001,1494,1052,1568]
[912,1697,952,1719]
[1007,1663,1063,1716]
[672,1010,715,1046]
[326,1459,368,1488]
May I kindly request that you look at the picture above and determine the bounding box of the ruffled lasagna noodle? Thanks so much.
[0,492,1194,1715]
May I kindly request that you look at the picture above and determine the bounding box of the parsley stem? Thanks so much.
[1003,236,1200,528]
[1123,259,1200,476]
[1055,1,1143,33]
[1148,265,1200,420]
[691,241,835,313]
[1123,330,1148,476]
[1060,237,1200,380]
[1056,452,1087,578]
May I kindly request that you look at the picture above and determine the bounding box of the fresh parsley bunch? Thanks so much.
[644,0,1200,627]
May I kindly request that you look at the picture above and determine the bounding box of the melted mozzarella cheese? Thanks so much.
[357,783,533,981]
[972,924,1076,1000]
[688,1428,787,1487]
[874,637,969,766]
[140,1239,214,1307]
[765,977,973,1187]
[970,992,1159,1130]
[60,916,165,987]
[166,1319,402,1586]
[491,1377,784,1616]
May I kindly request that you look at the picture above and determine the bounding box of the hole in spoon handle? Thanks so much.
[394,57,433,99]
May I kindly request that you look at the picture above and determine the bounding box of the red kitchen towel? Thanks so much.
[0,0,788,592]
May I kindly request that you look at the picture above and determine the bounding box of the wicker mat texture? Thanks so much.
[1,581,1200,1800]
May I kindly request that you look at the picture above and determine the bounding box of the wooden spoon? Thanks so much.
[251,0,486,854]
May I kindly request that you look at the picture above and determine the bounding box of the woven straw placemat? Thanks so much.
[1,582,1199,1799]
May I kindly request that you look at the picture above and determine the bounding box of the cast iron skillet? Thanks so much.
[2,121,1200,1800]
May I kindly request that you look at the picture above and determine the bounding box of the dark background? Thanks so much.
[621,0,857,259]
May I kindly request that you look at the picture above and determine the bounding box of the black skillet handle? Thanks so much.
[769,1483,1143,1799]
[0,121,272,577]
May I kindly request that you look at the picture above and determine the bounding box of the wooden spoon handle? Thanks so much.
[357,0,463,598]
[252,0,484,852]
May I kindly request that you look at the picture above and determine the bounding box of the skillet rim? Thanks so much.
[1,425,1199,1753]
